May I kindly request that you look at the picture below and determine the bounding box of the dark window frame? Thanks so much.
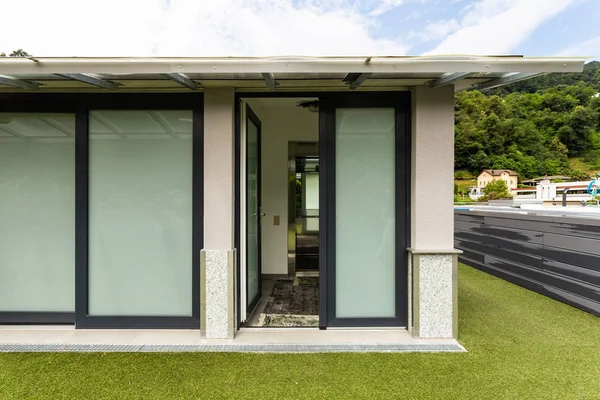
[244,104,263,316]
[0,93,204,328]
[320,94,410,328]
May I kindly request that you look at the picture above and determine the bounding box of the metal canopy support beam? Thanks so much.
[427,72,476,89]
[0,74,39,90]
[40,117,74,137]
[56,73,119,90]
[261,72,276,90]
[162,73,198,90]
[472,72,544,91]
[344,73,372,90]
[91,112,125,138]
[0,125,30,141]
[146,111,179,138]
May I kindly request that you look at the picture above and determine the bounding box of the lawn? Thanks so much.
[1,264,599,399]
[455,179,477,193]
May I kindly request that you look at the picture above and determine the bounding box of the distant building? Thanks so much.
[477,169,519,193]
[512,179,595,206]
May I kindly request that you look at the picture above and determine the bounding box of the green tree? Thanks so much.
[0,49,30,57]
[478,179,511,202]
[564,82,597,107]
[584,130,600,168]
[590,95,600,126]
[541,91,578,113]
[563,106,597,156]
[467,150,490,171]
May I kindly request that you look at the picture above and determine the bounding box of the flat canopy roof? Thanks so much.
[0,55,588,93]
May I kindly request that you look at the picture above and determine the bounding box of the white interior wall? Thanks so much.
[304,174,319,231]
[305,174,319,209]
[245,98,318,275]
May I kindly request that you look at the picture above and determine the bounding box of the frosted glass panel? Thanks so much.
[246,118,260,308]
[88,110,193,316]
[0,113,75,312]
[335,108,395,318]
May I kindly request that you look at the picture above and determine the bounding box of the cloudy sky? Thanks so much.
[0,0,598,57]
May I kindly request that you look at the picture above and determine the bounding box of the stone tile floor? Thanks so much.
[0,326,464,353]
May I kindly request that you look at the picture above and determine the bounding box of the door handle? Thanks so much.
[259,208,266,226]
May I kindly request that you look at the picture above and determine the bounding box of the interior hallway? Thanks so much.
[244,276,319,328]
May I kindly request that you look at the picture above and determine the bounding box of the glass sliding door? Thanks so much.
[0,113,75,321]
[246,105,262,313]
[87,110,193,318]
[321,95,409,327]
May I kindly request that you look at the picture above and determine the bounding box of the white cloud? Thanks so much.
[0,0,579,58]
[410,19,460,41]
[0,0,409,57]
[369,0,404,16]
[556,36,600,58]
[425,0,578,55]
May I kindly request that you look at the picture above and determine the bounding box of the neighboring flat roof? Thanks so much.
[0,55,588,93]
[524,175,574,182]
[513,185,589,192]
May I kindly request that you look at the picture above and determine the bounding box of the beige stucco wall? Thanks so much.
[410,85,455,250]
[203,88,235,249]
[246,98,318,275]
[477,171,492,191]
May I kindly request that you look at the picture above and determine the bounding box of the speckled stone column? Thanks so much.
[201,249,236,339]
[409,250,460,339]
[201,89,236,340]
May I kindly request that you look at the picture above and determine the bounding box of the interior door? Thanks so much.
[245,104,262,315]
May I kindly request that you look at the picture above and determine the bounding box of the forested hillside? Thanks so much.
[455,61,600,180]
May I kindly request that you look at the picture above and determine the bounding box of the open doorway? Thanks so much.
[239,97,320,328]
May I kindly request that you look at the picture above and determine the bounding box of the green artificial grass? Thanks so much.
[1,264,600,399]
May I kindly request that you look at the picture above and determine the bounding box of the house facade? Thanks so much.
[477,169,519,193]
[0,56,585,341]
